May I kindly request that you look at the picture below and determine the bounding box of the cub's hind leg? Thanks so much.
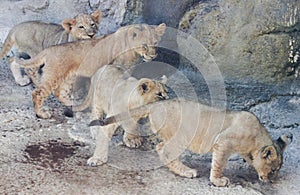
[25,67,40,86]
[156,142,198,178]
[9,56,31,86]
[32,75,64,118]
[32,83,53,119]
[55,74,76,106]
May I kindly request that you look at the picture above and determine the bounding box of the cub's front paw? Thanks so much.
[36,110,52,119]
[87,156,107,167]
[210,176,230,187]
[16,76,31,86]
[179,168,198,178]
[123,133,142,148]
[168,160,198,178]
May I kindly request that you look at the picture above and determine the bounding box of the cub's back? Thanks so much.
[92,65,128,100]
[12,21,65,52]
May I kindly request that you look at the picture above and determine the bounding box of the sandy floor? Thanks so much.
[0,58,299,195]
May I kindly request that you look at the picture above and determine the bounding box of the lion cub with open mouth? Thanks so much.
[91,99,292,187]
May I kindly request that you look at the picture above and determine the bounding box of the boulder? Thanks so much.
[179,0,300,83]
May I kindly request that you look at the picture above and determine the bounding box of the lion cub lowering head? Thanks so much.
[72,65,168,166]
[16,23,166,119]
[0,10,102,86]
[91,99,293,187]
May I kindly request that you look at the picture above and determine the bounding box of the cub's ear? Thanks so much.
[155,23,166,37]
[160,75,168,84]
[138,79,153,95]
[276,132,293,151]
[91,10,102,24]
[261,145,277,161]
[62,18,76,32]
[127,27,139,40]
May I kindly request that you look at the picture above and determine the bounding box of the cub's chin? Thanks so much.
[142,55,157,62]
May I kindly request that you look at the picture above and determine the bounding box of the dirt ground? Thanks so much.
[0,57,300,195]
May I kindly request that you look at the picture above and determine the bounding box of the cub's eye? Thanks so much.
[91,23,96,27]
[79,25,85,29]
[133,32,137,38]
[271,168,277,174]
[142,44,148,50]
[154,41,158,45]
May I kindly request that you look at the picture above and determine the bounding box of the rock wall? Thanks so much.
[0,0,299,83]
[0,2,299,185]
[179,0,300,83]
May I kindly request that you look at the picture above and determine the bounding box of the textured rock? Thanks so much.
[250,95,300,130]
[97,0,127,34]
[179,0,300,83]
[142,0,201,27]
[121,0,143,25]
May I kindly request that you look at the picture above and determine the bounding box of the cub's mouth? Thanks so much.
[142,54,157,62]
[82,34,96,39]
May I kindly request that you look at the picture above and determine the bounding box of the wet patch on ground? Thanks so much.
[23,140,84,170]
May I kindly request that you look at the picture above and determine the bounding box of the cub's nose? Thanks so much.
[259,175,270,183]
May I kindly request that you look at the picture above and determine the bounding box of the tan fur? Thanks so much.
[93,99,292,187]
[74,65,168,166]
[15,23,167,118]
[0,10,102,86]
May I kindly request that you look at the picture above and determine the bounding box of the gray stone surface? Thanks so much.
[1,56,300,194]
[0,0,300,194]
[179,0,300,83]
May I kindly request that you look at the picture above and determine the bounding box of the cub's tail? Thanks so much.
[89,104,151,127]
[15,50,46,68]
[72,84,93,112]
[0,29,15,59]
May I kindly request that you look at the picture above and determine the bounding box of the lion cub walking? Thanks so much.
[91,99,292,187]
[0,10,102,86]
[73,65,168,166]
[15,23,166,118]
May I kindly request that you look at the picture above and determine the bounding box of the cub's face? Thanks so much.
[253,146,283,182]
[137,75,169,104]
[252,134,292,182]
[62,10,102,39]
[128,23,167,62]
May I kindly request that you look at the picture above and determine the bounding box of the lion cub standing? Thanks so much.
[16,23,166,119]
[0,10,102,86]
[72,65,168,166]
[91,99,293,187]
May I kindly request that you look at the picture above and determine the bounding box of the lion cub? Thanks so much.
[73,65,168,166]
[16,23,166,119]
[0,10,102,86]
[91,99,293,187]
